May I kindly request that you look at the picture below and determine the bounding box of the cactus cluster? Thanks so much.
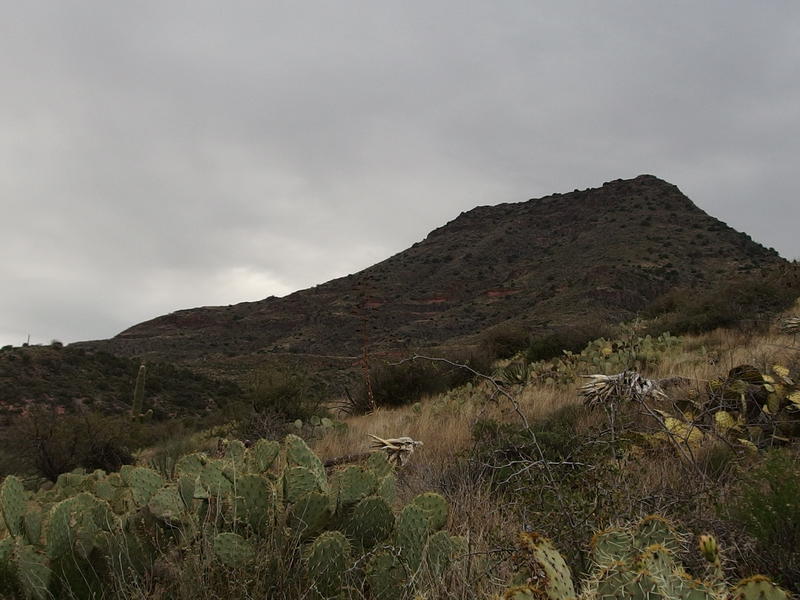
[503,333,681,387]
[499,516,790,600]
[291,415,344,438]
[649,363,800,452]
[0,434,462,599]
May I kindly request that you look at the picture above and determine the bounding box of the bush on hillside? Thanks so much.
[727,449,800,589]
[646,265,800,335]
[1,408,203,480]
[2,409,135,479]
[347,349,493,414]
[478,323,530,359]
[245,370,325,422]
[525,320,617,362]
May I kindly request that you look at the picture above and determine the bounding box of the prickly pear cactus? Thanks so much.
[376,472,397,504]
[285,434,326,487]
[511,532,576,600]
[225,439,247,469]
[594,564,662,600]
[332,466,378,510]
[120,466,163,507]
[730,576,789,600]
[178,475,196,510]
[234,474,275,533]
[213,532,254,568]
[1,475,26,537]
[366,451,394,478]
[251,439,280,472]
[284,466,322,503]
[46,497,76,560]
[23,505,43,546]
[366,550,407,600]
[175,453,206,479]
[409,492,448,531]
[395,503,430,572]
[306,530,351,598]
[288,491,331,538]
[199,461,234,498]
[0,434,459,599]
[424,530,463,577]
[343,495,394,548]
[634,515,681,554]
[500,585,545,600]
[13,541,52,600]
[502,518,792,600]
[148,485,186,522]
[0,537,14,594]
[591,527,636,568]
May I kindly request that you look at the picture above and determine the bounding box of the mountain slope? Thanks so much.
[0,344,243,422]
[77,175,785,367]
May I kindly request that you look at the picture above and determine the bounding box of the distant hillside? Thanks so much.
[77,175,786,372]
[0,344,243,422]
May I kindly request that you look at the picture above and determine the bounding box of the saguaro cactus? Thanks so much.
[131,364,152,420]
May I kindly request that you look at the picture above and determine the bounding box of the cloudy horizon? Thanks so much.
[2,2,799,348]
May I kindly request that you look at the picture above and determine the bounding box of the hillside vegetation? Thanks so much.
[2,304,800,598]
[3,174,800,598]
[75,176,788,378]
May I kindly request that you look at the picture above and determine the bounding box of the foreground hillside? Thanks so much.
[2,307,800,598]
[76,175,785,372]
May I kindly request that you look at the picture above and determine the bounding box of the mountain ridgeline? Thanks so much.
[78,175,785,368]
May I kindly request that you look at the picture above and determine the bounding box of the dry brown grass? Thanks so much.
[307,319,800,595]
[314,382,582,490]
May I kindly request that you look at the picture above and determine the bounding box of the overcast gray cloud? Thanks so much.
[1,1,799,347]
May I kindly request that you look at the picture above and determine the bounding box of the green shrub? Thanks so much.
[727,449,800,589]
[646,265,800,335]
[2,409,136,479]
[348,349,492,414]
[246,370,324,422]
[479,323,530,360]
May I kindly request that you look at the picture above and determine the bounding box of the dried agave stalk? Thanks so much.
[368,434,424,466]
[580,370,665,408]
[780,316,800,336]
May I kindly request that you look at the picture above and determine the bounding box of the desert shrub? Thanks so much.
[347,349,492,414]
[245,370,324,422]
[471,405,585,483]
[366,360,462,409]
[0,408,205,479]
[525,333,572,362]
[525,321,616,362]
[727,449,800,589]
[646,265,800,335]
[470,406,600,571]
[2,409,137,479]
[479,323,530,359]
[230,407,291,442]
[696,442,737,481]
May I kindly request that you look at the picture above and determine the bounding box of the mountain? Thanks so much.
[76,175,786,374]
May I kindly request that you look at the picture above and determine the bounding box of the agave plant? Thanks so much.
[579,371,665,408]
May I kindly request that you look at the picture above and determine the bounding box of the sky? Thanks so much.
[1,2,799,347]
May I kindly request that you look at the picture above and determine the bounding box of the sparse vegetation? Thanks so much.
[2,174,799,597]
[3,303,800,598]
